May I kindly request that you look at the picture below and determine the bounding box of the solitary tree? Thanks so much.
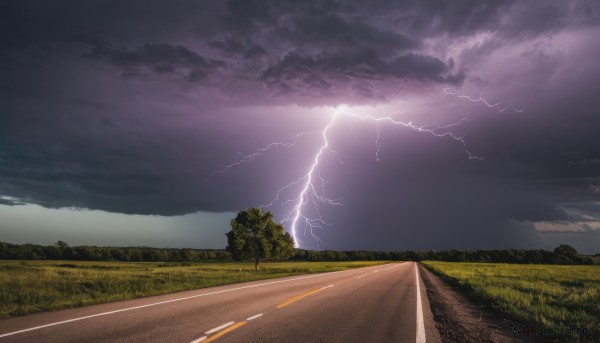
[553,244,578,264]
[226,207,295,271]
[554,244,577,257]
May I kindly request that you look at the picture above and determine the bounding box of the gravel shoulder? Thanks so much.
[418,264,535,343]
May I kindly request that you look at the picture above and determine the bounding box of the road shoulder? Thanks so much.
[418,264,532,343]
[417,263,443,343]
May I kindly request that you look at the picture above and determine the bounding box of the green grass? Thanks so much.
[0,260,387,318]
[421,261,600,336]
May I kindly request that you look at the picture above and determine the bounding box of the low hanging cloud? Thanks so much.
[261,50,464,101]
[86,42,225,82]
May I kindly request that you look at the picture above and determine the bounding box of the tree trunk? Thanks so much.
[254,257,260,271]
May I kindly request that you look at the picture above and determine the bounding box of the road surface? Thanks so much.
[0,262,439,343]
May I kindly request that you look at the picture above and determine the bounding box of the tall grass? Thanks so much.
[0,260,386,318]
[421,261,600,336]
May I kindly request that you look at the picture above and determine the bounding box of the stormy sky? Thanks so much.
[1,0,599,253]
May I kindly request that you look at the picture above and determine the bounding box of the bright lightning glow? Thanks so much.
[212,89,515,248]
[287,112,341,247]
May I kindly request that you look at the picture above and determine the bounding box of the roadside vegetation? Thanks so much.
[0,260,386,318]
[422,261,600,338]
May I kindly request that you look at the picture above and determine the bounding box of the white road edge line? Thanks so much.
[415,263,426,343]
[246,313,263,321]
[189,336,207,343]
[0,265,376,338]
[205,321,235,335]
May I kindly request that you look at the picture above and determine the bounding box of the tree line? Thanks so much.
[293,244,594,265]
[0,241,233,262]
[0,241,593,265]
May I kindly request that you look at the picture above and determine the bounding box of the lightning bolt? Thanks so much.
[210,131,318,176]
[443,87,527,113]
[212,89,519,248]
[285,113,341,246]
[287,109,486,247]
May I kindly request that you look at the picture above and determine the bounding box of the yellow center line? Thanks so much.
[203,321,247,343]
[285,292,311,302]
[277,285,332,308]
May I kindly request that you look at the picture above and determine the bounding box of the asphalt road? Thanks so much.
[0,262,440,343]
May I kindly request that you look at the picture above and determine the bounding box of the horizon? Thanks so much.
[2,237,597,256]
[1,203,598,255]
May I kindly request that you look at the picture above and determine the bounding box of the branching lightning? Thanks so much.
[443,87,527,113]
[210,131,318,176]
[212,89,520,248]
[286,113,342,246]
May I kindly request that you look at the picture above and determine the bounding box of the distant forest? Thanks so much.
[0,241,594,265]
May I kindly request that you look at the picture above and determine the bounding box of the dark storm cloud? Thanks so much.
[219,0,460,99]
[386,0,514,36]
[0,0,225,49]
[261,50,464,99]
[2,0,600,252]
[208,35,266,59]
[382,0,598,39]
[0,197,23,206]
[274,11,416,53]
[0,129,203,216]
[86,42,225,82]
[0,0,462,103]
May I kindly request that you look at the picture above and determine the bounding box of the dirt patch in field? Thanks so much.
[419,264,536,343]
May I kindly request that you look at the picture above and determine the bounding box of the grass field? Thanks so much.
[422,261,600,337]
[0,260,387,318]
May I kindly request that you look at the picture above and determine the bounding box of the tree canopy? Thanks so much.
[225,207,295,270]
[554,244,578,257]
